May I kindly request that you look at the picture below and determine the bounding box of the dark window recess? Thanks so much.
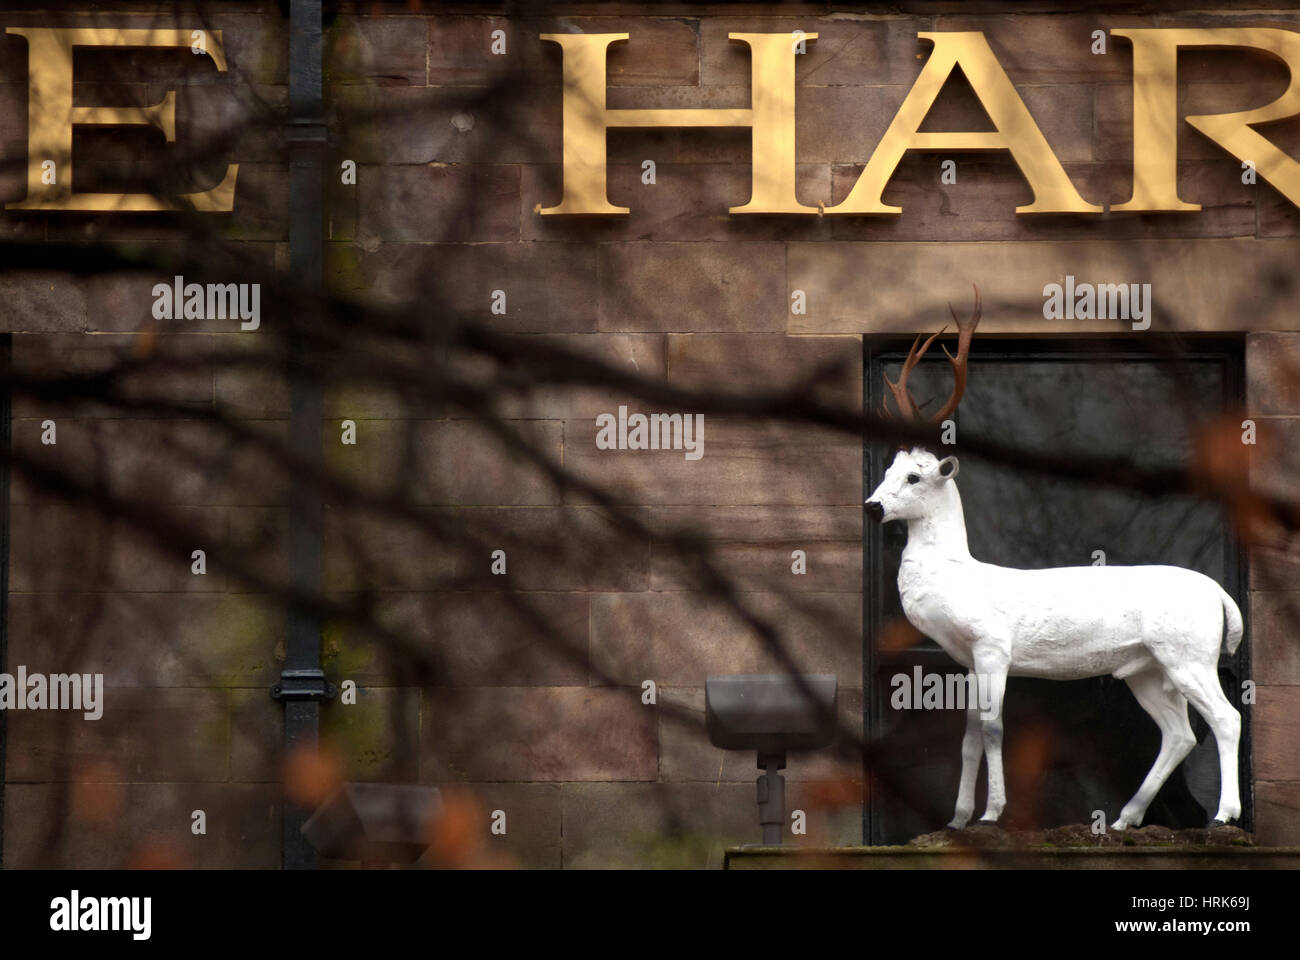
[863,338,1249,845]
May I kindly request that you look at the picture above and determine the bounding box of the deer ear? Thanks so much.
[937,456,959,480]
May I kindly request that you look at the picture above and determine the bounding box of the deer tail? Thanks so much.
[1220,586,1244,656]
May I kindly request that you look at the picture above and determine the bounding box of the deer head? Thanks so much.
[865,285,980,524]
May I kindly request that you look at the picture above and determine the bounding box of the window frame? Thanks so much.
[861,334,1250,844]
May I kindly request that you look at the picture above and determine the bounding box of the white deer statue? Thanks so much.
[864,289,1243,831]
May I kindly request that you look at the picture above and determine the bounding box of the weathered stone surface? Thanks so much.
[828,158,1254,241]
[8,592,283,687]
[323,418,563,505]
[465,333,669,421]
[421,686,657,782]
[1254,684,1300,780]
[666,333,861,409]
[523,163,833,242]
[0,272,87,334]
[1255,780,1300,847]
[420,783,562,869]
[221,163,290,242]
[650,540,862,592]
[211,12,289,86]
[359,163,519,242]
[563,417,860,506]
[180,82,286,165]
[1248,417,1300,503]
[335,242,599,334]
[797,82,1093,166]
[83,251,281,333]
[3,782,279,869]
[321,685,422,783]
[228,687,281,783]
[637,504,862,542]
[1096,80,1300,164]
[0,79,28,208]
[13,332,215,420]
[322,508,457,592]
[1247,333,1300,415]
[332,86,561,166]
[427,15,524,85]
[934,14,1155,85]
[590,590,861,685]
[1249,592,1300,685]
[9,505,229,593]
[6,687,231,783]
[700,16,924,88]
[794,84,908,168]
[1250,539,1300,593]
[11,418,291,507]
[333,591,589,687]
[324,505,649,592]
[589,18,701,87]
[213,338,290,419]
[328,15,429,86]
[429,16,698,87]
[788,239,1300,334]
[1151,13,1300,87]
[597,242,788,333]
[1259,180,1300,236]
[225,507,290,592]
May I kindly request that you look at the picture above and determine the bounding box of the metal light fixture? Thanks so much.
[705,674,838,845]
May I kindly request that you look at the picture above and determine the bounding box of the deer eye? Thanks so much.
[906,473,921,485]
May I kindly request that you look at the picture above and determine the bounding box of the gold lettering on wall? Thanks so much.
[829,32,1101,215]
[1115,27,1300,211]
[540,31,816,215]
[543,30,1101,216]
[5,27,238,212]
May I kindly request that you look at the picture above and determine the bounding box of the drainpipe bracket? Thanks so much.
[285,119,328,144]
[271,669,337,703]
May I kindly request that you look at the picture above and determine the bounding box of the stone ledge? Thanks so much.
[725,846,1300,869]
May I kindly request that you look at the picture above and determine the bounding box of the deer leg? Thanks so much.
[1113,669,1195,830]
[949,693,983,829]
[973,650,1009,824]
[1164,663,1242,825]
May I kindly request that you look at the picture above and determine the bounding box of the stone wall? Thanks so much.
[1,2,1298,867]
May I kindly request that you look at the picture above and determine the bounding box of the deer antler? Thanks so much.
[883,327,947,422]
[882,284,981,425]
[931,284,981,424]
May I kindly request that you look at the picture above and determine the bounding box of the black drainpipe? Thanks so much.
[270,0,334,870]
